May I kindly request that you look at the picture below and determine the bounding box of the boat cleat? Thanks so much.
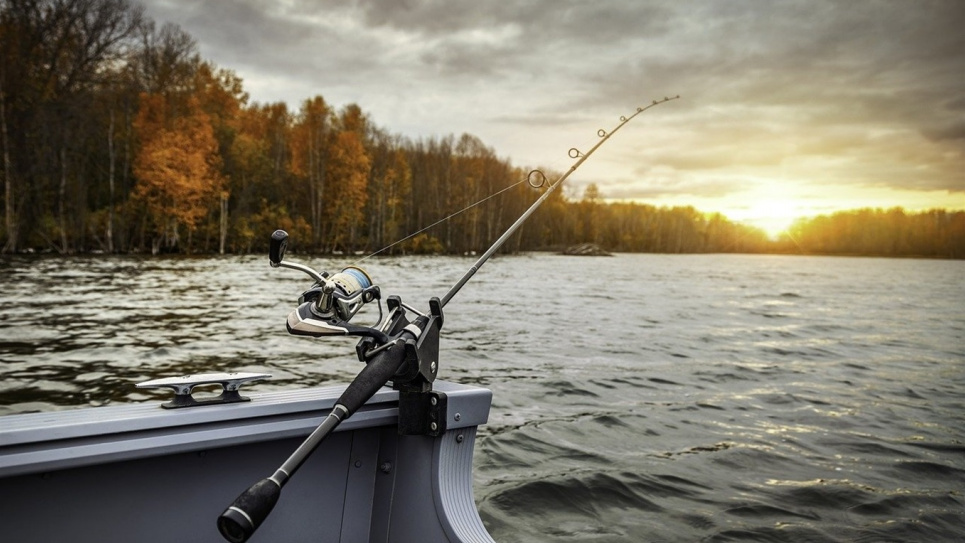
[136,372,272,409]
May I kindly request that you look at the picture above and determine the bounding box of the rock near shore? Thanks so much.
[561,243,612,256]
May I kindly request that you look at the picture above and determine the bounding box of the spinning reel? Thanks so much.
[267,229,442,394]
[269,230,389,343]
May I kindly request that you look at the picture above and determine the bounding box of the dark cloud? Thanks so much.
[350,0,672,46]
[923,121,965,142]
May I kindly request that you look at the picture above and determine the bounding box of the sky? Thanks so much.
[141,0,964,237]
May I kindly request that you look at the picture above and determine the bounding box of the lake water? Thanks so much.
[1,253,963,541]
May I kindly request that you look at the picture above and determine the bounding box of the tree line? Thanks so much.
[2,0,962,259]
[779,208,965,259]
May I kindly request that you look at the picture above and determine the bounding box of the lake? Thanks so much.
[1,253,963,541]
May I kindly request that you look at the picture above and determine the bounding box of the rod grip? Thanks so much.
[217,330,412,542]
[337,337,408,416]
[218,477,281,542]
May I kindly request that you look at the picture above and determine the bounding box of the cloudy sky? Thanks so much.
[142,0,964,235]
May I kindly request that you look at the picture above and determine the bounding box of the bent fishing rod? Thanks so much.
[217,96,678,543]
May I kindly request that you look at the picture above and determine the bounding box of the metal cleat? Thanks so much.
[136,372,272,409]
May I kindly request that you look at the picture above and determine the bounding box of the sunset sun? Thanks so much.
[730,199,808,239]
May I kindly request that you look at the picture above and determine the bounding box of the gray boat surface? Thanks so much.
[0,378,495,543]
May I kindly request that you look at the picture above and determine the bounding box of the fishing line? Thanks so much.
[353,169,549,263]
[439,96,681,306]
[356,96,680,265]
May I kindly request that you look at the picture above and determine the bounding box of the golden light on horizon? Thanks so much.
[625,170,965,241]
[726,199,806,239]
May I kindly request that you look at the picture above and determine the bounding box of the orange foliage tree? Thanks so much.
[133,94,226,253]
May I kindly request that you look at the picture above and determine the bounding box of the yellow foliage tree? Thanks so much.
[383,148,411,250]
[327,131,370,252]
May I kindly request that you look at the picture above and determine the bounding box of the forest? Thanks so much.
[2,0,963,259]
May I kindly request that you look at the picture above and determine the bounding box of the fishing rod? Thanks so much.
[441,95,679,306]
[216,96,678,543]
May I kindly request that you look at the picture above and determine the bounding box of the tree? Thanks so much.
[326,131,370,252]
[132,94,225,253]
[291,96,331,248]
[366,132,411,254]
[579,183,603,244]
[0,0,144,253]
[131,20,197,96]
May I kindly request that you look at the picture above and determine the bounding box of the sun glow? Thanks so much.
[728,199,809,239]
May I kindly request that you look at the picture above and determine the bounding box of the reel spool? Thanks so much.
[308,266,378,323]
[329,267,373,298]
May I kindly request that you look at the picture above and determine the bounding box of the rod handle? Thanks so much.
[216,332,411,543]
[337,335,409,415]
[217,478,281,543]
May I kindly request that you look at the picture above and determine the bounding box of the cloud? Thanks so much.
[594,172,756,201]
[923,121,965,142]
[139,0,965,207]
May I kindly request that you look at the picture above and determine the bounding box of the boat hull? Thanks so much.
[0,381,495,543]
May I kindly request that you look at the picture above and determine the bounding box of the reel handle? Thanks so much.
[268,230,325,282]
[269,230,288,266]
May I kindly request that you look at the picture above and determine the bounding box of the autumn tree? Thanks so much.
[0,0,144,253]
[367,130,411,254]
[404,135,453,252]
[291,96,332,249]
[132,94,225,253]
[224,108,269,251]
[131,20,198,96]
[450,134,488,252]
[99,20,199,253]
[189,62,246,252]
[326,130,370,252]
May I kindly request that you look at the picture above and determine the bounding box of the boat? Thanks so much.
[0,376,495,543]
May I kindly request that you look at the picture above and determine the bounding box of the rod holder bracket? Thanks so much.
[398,390,448,436]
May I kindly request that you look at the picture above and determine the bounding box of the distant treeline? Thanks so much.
[2,1,962,259]
[779,208,965,259]
[533,201,965,258]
